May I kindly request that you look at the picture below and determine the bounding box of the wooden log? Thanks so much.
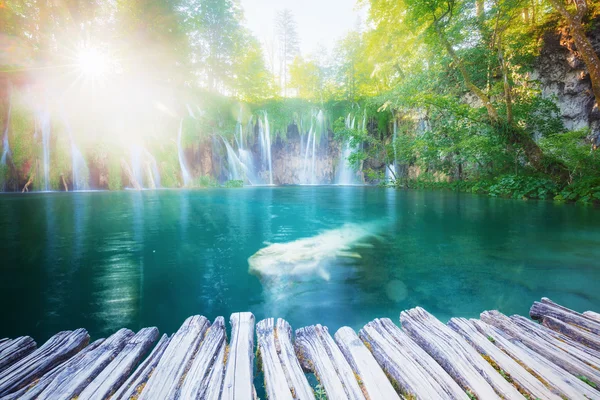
[34,328,134,400]
[448,318,561,400]
[481,310,600,387]
[335,326,400,400]
[0,337,36,373]
[472,319,600,399]
[400,307,524,399]
[111,334,170,400]
[530,298,600,336]
[256,318,294,400]
[295,325,364,400]
[276,319,315,400]
[202,333,227,400]
[511,315,600,363]
[541,315,600,352]
[0,329,89,397]
[222,312,256,400]
[138,315,209,400]
[584,311,600,324]
[360,318,467,399]
[12,339,105,400]
[78,327,159,400]
[178,317,227,399]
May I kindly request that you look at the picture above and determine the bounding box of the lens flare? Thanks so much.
[76,47,109,80]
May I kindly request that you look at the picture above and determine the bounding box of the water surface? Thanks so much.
[0,187,599,342]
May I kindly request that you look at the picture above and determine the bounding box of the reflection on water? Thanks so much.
[0,187,599,343]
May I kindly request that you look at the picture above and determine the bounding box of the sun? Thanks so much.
[76,47,109,80]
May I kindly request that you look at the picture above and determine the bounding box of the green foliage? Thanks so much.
[540,130,600,181]
[487,175,558,200]
[315,384,328,400]
[192,175,218,188]
[554,178,600,205]
[224,179,244,188]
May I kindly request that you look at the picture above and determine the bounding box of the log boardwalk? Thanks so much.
[1,298,599,399]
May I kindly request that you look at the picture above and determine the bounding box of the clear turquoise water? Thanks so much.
[0,186,599,344]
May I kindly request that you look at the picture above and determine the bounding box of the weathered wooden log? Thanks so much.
[78,327,159,400]
[472,319,600,399]
[275,319,315,400]
[178,317,226,399]
[335,326,400,400]
[0,337,36,374]
[0,329,89,396]
[111,334,170,400]
[138,315,209,400]
[295,325,365,400]
[541,315,600,352]
[481,310,600,387]
[222,312,256,400]
[360,318,467,399]
[34,328,134,400]
[400,307,524,399]
[448,318,561,400]
[584,311,600,324]
[510,315,600,364]
[530,298,600,336]
[13,339,105,400]
[202,333,227,400]
[256,318,294,400]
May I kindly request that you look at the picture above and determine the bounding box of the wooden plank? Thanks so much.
[530,298,600,335]
[111,334,171,400]
[5,339,105,400]
[472,319,600,399]
[448,318,562,400]
[584,311,600,323]
[541,315,600,352]
[33,328,134,400]
[179,317,227,399]
[222,312,255,400]
[334,326,400,400]
[511,315,600,364]
[276,319,315,400]
[256,318,294,400]
[138,315,209,400]
[295,325,364,400]
[78,327,159,400]
[481,310,600,387]
[400,307,524,400]
[0,337,36,373]
[0,329,89,397]
[360,318,467,399]
[202,334,227,400]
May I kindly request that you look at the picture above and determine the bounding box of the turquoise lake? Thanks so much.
[0,186,599,343]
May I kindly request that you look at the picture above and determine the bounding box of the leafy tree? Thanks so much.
[275,9,300,96]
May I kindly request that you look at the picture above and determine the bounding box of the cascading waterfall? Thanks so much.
[386,117,398,181]
[258,112,273,184]
[1,94,12,166]
[177,119,192,187]
[222,137,252,184]
[145,150,161,188]
[64,120,90,191]
[39,110,51,191]
[337,113,357,185]
[131,145,144,188]
[302,122,313,184]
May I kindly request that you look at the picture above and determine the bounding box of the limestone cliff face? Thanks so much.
[535,22,600,140]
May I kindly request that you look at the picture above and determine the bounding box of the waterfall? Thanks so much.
[145,150,161,188]
[39,110,51,191]
[336,113,357,185]
[258,112,273,184]
[302,125,313,184]
[387,117,397,181]
[222,137,252,184]
[1,95,12,166]
[177,119,192,187]
[130,145,161,189]
[62,117,90,191]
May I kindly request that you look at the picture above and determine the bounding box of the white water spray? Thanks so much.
[177,119,192,187]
